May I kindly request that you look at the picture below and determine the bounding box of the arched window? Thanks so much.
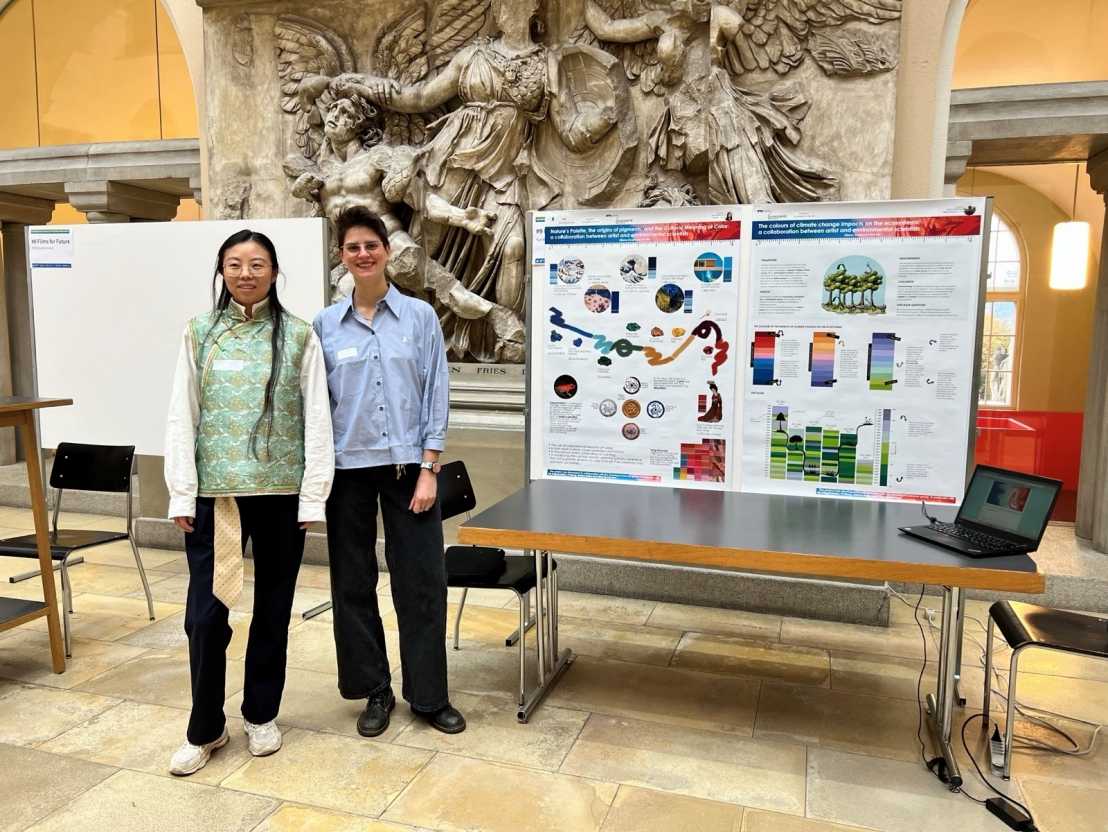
[979,212,1022,407]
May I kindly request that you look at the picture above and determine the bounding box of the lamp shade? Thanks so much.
[1049,221,1090,290]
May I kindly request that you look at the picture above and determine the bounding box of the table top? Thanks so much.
[458,480,1045,593]
[0,397,72,414]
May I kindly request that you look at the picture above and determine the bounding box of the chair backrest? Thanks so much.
[49,443,135,493]
[438,460,477,522]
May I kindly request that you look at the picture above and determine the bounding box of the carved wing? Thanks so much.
[373,0,490,144]
[275,15,356,160]
[717,0,901,77]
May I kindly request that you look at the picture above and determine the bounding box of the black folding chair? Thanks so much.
[0,443,155,656]
[440,460,554,707]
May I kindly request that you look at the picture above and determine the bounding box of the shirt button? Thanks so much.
[373,355,379,360]
[376,380,381,386]
[378,406,384,411]
[383,431,388,437]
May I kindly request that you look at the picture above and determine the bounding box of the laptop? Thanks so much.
[900,465,1062,558]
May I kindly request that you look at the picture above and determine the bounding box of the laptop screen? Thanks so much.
[958,467,1060,542]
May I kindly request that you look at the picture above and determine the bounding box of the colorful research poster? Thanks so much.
[739,198,988,504]
[530,207,742,489]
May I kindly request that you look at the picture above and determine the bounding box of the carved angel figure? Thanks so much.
[275,12,524,362]
[340,0,632,362]
[708,0,902,203]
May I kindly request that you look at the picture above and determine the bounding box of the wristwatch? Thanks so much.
[419,461,442,474]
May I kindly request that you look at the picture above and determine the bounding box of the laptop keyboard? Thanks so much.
[932,522,1014,551]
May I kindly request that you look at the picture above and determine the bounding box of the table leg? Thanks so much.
[19,414,65,673]
[925,585,963,790]
[516,549,574,723]
[953,590,967,707]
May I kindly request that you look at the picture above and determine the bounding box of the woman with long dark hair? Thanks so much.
[164,229,333,776]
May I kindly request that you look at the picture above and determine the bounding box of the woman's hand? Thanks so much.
[409,470,438,514]
[299,521,312,530]
[173,516,194,533]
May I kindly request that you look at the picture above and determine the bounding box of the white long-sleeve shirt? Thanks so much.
[163,304,334,523]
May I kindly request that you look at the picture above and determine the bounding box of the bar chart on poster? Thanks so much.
[529,198,989,505]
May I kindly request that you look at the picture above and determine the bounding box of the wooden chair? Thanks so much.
[0,443,155,656]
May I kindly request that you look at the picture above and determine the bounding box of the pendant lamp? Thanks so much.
[1049,163,1089,291]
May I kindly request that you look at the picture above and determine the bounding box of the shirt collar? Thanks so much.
[345,284,402,322]
[227,296,271,321]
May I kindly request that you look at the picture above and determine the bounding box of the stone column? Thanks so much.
[0,192,56,462]
[64,181,181,223]
[1076,149,1108,550]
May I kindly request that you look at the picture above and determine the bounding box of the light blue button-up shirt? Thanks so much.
[312,285,449,469]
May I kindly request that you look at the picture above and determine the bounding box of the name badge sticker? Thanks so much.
[212,359,245,372]
[337,347,359,361]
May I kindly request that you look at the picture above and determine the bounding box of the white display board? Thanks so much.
[529,199,990,505]
[28,218,329,455]
[529,206,742,489]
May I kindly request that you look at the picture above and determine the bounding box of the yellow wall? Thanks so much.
[0,0,198,149]
[953,0,1108,88]
[957,169,1098,412]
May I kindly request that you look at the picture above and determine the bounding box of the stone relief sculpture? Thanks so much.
[276,0,635,363]
[708,0,902,203]
[206,0,902,363]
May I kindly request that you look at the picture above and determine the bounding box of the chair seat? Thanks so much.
[0,529,127,560]
[446,547,556,594]
[991,600,1108,659]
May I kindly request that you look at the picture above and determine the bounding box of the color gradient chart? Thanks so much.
[880,408,892,485]
[675,439,726,482]
[768,406,882,485]
[809,332,838,387]
[751,331,778,386]
[868,332,899,391]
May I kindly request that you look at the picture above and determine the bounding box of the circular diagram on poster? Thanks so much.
[694,251,725,282]
[622,399,641,418]
[553,374,578,399]
[557,256,585,285]
[619,254,648,283]
[584,284,612,313]
[655,283,684,313]
[598,399,617,417]
[623,376,641,395]
[622,423,640,440]
[646,400,665,418]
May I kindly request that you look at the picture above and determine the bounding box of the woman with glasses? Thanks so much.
[313,206,463,738]
[164,229,334,775]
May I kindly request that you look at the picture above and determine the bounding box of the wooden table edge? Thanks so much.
[458,526,1046,594]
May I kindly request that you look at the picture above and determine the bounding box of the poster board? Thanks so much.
[529,198,990,505]
[28,218,329,456]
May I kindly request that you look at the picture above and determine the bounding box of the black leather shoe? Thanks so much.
[357,689,396,738]
[414,703,466,734]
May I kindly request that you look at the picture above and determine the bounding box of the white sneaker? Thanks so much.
[168,728,229,776]
[243,719,282,757]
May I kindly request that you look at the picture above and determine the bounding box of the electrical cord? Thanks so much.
[912,583,929,766]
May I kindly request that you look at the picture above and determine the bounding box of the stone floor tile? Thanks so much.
[77,542,180,571]
[39,699,254,785]
[290,584,335,619]
[58,562,171,597]
[224,669,414,742]
[284,620,402,677]
[672,633,830,686]
[780,617,924,660]
[554,591,658,626]
[443,603,521,648]
[1014,648,1108,683]
[24,768,276,832]
[0,684,118,746]
[393,690,588,770]
[647,602,783,640]
[754,683,920,762]
[76,648,244,711]
[1004,670,1108,725]
[992,717,1108,788]
[446,643,534,702]
[0,630,147,689]
[129,572,190,605]
[383,753,618,832]
[1019,776,1108,832]
[829,651,992,711]
[0,742,116,832]
[558,617,682,666]
[805,747,1032,832]
[0,509,126,533]
[561,714,806,813]
[22,592,182,642]
[120,609,259,660]
[599,784,742,832]
[546,656,760,735]
[220,729,432,817]
[741,810,874,831]
[295,563,334,590]
[253,803,431,831]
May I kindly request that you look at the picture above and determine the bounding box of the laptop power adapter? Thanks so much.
[986,797,1035,830]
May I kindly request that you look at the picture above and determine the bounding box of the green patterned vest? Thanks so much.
[189,302,311,496]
